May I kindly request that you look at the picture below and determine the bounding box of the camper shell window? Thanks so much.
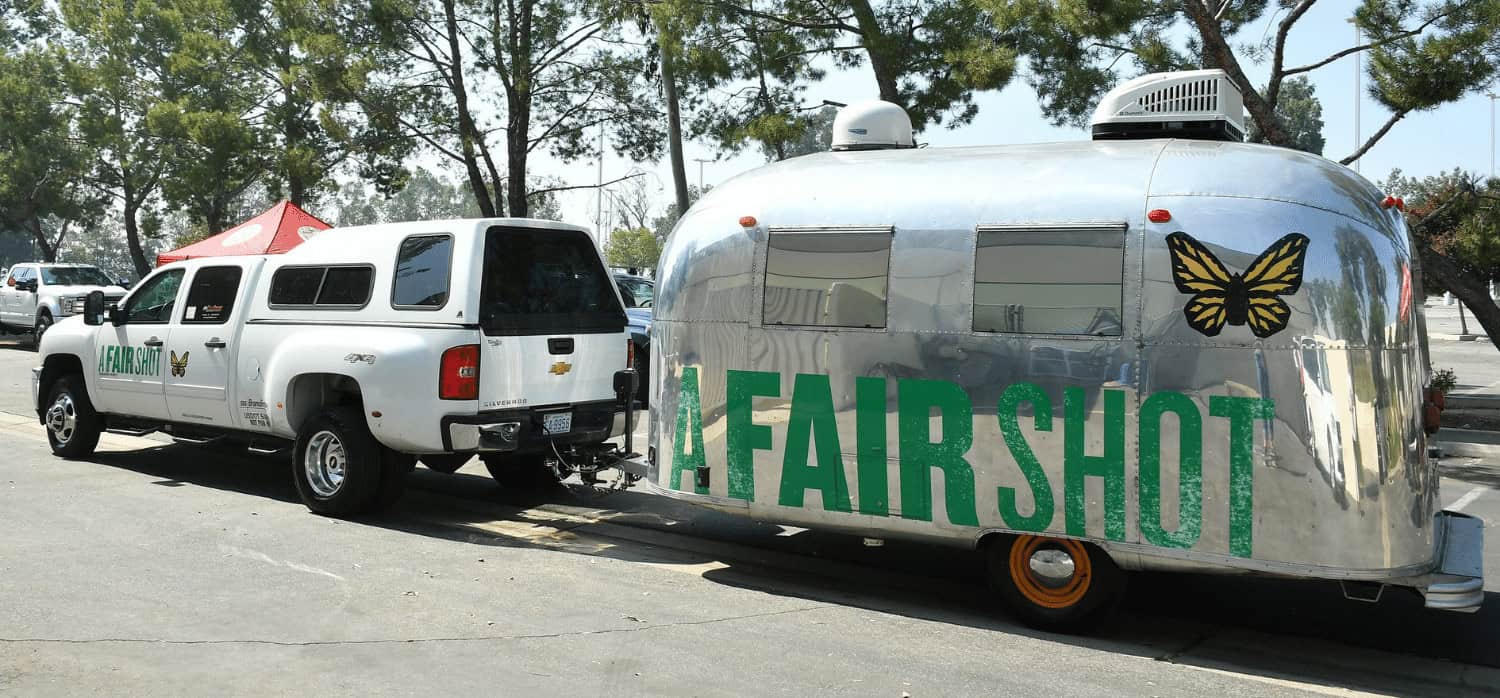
[392,234,453,309]
[268,265,374,309]
[762,227,892,329]
[972,224,1126,336]
[478,225,625,335]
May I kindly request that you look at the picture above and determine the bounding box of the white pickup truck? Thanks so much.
[33,219,639,516]
[2,263,129,342]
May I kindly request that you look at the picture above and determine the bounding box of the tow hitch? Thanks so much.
[545,368,646,491]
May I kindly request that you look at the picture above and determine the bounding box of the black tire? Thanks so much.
[420,453,471,474]
[481,453,561,489]
[986,534,1125,633]
[43,374,103,458]
[372,450,415,510]
[633,346,650,409]
[32,311,52,348]
[292,407,390,517]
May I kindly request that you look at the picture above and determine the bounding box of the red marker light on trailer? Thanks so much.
[1147,209,1171,223]
[1395,197,1406,211]
[739,216,758,227]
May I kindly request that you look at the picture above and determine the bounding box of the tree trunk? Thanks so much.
[1421,248,1500,352]
[443,0,497,217]
[661,40,690,216]
[280,45,308,207]
[121,189,150,277]
[507,99,531,218]
[847,0,901,108]
[1180,1,1291,147]
[26,214,56,262]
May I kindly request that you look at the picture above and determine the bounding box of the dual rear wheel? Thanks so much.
[293,407,412,516]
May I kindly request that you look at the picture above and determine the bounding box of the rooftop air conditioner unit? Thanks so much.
[1090,69,1245,142]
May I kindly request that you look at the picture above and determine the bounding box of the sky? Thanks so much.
[492,1,1499,234]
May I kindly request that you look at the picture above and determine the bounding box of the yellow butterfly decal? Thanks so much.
[170,350,189,378]
[1166,232,1309,338]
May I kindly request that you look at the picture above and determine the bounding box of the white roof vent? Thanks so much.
[1091,69,1245,142]
[831,100,915,151]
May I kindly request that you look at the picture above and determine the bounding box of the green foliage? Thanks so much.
[335,168,483,226]
[1431,367,1459,393]
[605,226,662,271]
[1386,168,1500,291]
[1247,77,1325,155]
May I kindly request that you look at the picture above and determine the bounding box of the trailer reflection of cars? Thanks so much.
[639,70,1480,632]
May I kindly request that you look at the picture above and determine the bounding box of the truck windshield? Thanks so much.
[479,226,625,335]
[42,267,112,286]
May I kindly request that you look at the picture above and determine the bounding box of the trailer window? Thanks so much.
[763,229,891,329]
[392,234,453,309]
[973,225,1126,336]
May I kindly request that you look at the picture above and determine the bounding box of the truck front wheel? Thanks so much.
[44,375,102,458]
[986,534,1125,633]
[293,407,396,517]
[32,311,52,347]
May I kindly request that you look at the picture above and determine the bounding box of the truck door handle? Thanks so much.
[204,338,227,349]
[144,337,163,347]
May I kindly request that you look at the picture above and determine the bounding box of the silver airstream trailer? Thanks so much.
[638,70,1483,631]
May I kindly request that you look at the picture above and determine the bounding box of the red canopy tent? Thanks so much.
[155,200,332,267]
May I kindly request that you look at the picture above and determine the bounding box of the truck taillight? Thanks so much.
[439,344,480,400]
[627,339,635,369]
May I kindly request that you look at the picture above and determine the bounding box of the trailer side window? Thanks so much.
[973,225,1126,336]
[392,234,453,309]
[763,229,891,329]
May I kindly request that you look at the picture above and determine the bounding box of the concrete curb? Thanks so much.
[1436,428,1500,458]
[1448,395,1500,409]
[1431,333,1485,341]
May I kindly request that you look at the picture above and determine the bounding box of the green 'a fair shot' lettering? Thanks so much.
[726,370,778,501]
[777,374,852,512]
[996,382,1054,532]
[98,345,160,376]
[1064,388,1127,541]
[897,379,979,526]
[669,367,708,494]
[1139,392,1203,549]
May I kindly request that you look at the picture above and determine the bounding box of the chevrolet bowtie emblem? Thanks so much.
[549,361,572,376]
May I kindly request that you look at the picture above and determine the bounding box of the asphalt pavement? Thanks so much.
[4,333,1500,696]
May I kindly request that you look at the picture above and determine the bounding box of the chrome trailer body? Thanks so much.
[644,138,1482,611]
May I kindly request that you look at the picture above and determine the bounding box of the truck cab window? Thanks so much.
[182,266,243,324]
[973,225,1126,336]
[124,269,185,324]
[763,229,892,329]
[393,234,452,308]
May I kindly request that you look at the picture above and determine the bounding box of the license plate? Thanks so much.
[542,412,572,435]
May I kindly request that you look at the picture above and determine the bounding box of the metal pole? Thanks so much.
[1490,93,1496,180]
[693,158,709,193]
[1352,20,1361,173]
[596,126,605,245]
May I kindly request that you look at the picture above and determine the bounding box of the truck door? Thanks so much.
[164,264,246,426]
[91,267,185,421]
[0,266,22,326]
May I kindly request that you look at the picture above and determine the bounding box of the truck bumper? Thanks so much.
[440,399,620,453]
[1421,510,1484,612]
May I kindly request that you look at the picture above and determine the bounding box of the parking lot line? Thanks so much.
[1449,485,1486,512]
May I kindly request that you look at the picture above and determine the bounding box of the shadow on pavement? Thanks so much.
[76,440,1500,688]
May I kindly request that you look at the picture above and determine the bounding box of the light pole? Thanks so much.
[693,158,710,192]
[1350,18,1361,173]
[1490,93,1496,179]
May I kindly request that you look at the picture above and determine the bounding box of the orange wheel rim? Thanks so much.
[1008,536,1092,609]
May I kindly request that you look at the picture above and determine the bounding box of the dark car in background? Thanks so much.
[615,272,653,406]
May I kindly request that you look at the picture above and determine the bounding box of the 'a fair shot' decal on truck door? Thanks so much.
[97,345,163,377]
[669,368,1273,558]
[1166,232,1309,338]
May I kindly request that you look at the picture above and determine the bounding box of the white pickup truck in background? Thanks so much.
[2,263,129,342]
[33,218,639,516]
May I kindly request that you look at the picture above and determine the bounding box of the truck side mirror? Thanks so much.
[108,303,124,326]
[83,291,105,326]
[16,279,36,293]
[117,278,133,289]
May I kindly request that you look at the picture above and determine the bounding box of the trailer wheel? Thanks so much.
[420,453,470,474]
[986,534,1124,633]
[481,453,561,489]
[44,374,102,459]
[292,407,386,517]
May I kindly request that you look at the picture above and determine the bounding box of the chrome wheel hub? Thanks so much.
[46,393,76,445]
[304,431,347,498]
[1028,547,1077,588]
